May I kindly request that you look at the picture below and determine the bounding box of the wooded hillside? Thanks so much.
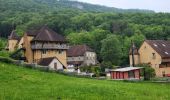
[0,0,170,66]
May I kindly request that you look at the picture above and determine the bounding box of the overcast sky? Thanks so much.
[75,0,170,12]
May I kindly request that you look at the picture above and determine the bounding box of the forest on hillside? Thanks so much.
[0,0,170,67]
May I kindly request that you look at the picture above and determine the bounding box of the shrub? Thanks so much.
[80,66,100,77]
[136,64,156,80]
[100,61,115,72]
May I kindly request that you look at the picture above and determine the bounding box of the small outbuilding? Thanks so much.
[110,67,143,80]
[38,57,66,70]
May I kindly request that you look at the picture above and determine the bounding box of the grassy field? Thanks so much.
[0,62,170,100]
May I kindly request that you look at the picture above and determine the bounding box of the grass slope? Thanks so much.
[0,62,170,100]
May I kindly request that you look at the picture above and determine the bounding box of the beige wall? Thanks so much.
[23,34,34,63]
[33,50,67,67]
[138,41,170,77]
[23,33,67,67]
[18,37,24,49]
[7,40,18,52]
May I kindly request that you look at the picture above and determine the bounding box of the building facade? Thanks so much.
[22,26,68,67]
[67,45,98,67]
[6,31,20,52]
[129,40,170,77]
[110,67,142,80]
[38,57,66,70]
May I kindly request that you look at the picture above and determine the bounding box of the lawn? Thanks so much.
[0,62,170,100]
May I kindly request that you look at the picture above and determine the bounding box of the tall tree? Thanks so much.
[100,34,122,65]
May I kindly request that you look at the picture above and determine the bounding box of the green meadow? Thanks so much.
[0,62,170,100]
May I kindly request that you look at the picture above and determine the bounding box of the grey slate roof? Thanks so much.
[8,30,20,40]
[32,26,66,42]
[145,40,170,59]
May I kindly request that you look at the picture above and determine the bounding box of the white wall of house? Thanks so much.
[49,58,64,70]
[84,51,97,66]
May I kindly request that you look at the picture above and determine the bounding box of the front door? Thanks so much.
[54,63,57,70]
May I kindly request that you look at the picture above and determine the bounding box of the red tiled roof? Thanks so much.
[145,40,170,59]
[67,45,94,57]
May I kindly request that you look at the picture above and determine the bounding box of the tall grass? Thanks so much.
[0,62,170,100]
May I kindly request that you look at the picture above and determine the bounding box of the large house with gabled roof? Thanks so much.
[129,40,170,77]
[22,26,69,68]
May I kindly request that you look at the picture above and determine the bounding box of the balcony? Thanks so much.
[31,44,69,50]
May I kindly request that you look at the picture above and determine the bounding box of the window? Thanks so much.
[144,46,146,49]
[162,44,166,47]
[59,50,62,54]
[152,53,156,59]
[165,52,169,55]
[42,50,47,54]
[153,44,158,47]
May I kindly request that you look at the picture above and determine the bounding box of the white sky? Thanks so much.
[75,0,170,12]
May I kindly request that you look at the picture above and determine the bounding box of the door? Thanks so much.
[54,63,57,70]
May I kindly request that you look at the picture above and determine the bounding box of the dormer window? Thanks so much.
[153,44,158,47]
[165,52,169,55]
[162,44,166,47]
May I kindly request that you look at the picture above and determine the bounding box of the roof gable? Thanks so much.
[32,26,66,42]
[8,30,20,40]
[38,57,66,68]
[67,45,94,57]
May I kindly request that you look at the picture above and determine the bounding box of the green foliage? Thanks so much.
[136,64,156,80]
[80,66,100,77]
[0,38,7,50]
[101,34,122,65]
[0,0,170,66]
[100,61,115,72]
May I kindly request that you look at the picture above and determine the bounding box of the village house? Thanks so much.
[38,57,66,70]
[67,45,98,67]
[21,26,69,69]
[129,40,170,77]
[6,30,20,52]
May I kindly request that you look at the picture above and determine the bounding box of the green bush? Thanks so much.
[136,64,156,80]
[80,66,100,77]
[100,61,115,72]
